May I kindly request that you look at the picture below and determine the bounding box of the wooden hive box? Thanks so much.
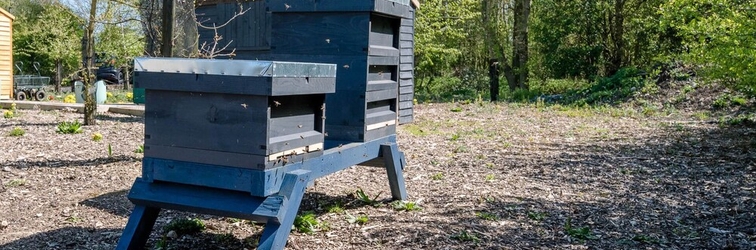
[195,0,415,142]
[267,0,411,142]
[133,58,336,170]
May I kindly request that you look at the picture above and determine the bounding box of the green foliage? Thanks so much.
[527,211,547,221]
[431,173,444,180]
[134,145,144,153]
[5,179,26,187]
[452,230,480,243]
[56,121,83,134]
[564,218,596,241]
[391,201,421,211]
[713,94,749,108]
[404,124,428,136]
[108,143,113,157]
[95,1,143,68]
[476,212,499,221]
[9,127,25,137]
[293,211,322,234]
[485,174,495,181]
[326,203,344,214]
[3,110,13,119]
[718,114,756,127]
[106,91,135,104]
[415,0,484,95]
[355,188,381,206]
[660,0,756,96]
[164,217,205,236]
[10,1,83,81]
[92,132,103,142]
[345,213,369,225]
[632,234,661,244]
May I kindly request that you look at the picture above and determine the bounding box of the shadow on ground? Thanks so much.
[0,227,123,250]
[3,155,140,168]
[80,189,133,218]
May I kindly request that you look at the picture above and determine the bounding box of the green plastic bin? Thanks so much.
[133,88,145,104]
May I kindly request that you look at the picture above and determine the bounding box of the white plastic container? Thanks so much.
[74,80,107,104]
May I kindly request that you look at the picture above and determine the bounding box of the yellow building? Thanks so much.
[0,8,14,100]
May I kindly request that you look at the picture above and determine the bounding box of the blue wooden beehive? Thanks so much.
[196,0,416,142]
[133,57,336,169]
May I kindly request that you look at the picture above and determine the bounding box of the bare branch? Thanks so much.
[197,4,250,30]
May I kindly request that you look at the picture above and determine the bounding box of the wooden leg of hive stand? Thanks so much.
[382,143,408,201]
[257,169,311,250]
[116,205,161,250]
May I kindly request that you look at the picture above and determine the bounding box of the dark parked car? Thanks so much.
[96,65,123,84]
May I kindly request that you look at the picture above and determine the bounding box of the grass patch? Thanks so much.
[403,124,428,136]
[431,173,444,180]
[134,145,144,153]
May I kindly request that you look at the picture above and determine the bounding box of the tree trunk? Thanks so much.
[122,66,130,90]
[83,0,98,125]
[161,0,174,57]
[605,0,625,75]
[513,0,531,90]
[54,59,62,93]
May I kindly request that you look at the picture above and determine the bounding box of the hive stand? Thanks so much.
[116,137,407,250]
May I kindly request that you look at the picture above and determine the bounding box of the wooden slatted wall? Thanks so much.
[0,8,13,100]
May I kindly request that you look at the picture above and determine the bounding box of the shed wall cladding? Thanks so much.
[196,1,270,52]
[0,9,12,100]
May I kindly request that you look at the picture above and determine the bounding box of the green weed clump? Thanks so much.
[56,121,82,134]
[9,127,25,137]
[346,213,369,225]
[92,132,103,142]
[355,188,381,206]
[565,218,596,241]
[293,211,327,234]
[452,230,480,243]
[391,200,421,211]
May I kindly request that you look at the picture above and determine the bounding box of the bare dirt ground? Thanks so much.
[0,99,754,249]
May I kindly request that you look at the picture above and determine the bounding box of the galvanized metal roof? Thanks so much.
[133,57,337,78]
